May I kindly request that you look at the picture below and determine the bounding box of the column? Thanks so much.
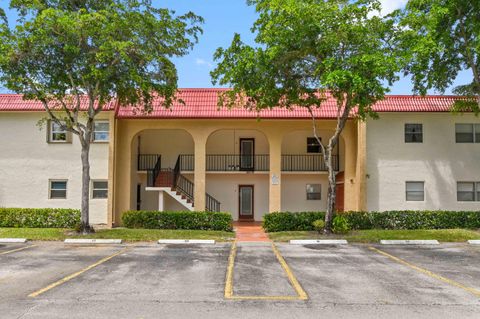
[158,190,164,211]
[193,134,207,211]
[268,134,282,213]
[342,122,358,211]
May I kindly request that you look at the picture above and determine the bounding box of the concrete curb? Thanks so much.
[290,239,348,245]
[158,239,215,244]
[467,240,480,245]
[0,238,28,243]
[380,240,439,245]
[64,239,123,244]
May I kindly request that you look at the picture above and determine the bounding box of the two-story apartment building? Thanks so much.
[0,89,479,226]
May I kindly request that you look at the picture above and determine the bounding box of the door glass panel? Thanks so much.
[240,140,254,169]
[240,187,253,216]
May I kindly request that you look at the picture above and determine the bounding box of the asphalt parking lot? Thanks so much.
[0,242,479,319]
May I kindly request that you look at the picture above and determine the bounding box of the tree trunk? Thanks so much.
[80,136,93,234]
[324,145,336,234]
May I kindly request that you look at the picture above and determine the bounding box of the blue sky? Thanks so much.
[0,0,472,95]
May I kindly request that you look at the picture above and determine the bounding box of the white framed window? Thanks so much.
[49,180,67,199]
[49,121,69,143]
[457,182,480,201]
[455,124,480,143]
[93,121,109,142]
[92,180,108,199]
[306,184,321,200]
[406,181,424,201]
[405,123,423,143]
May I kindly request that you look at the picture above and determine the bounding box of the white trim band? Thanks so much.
[64,239,123,244]
[158,239,215,244]
[0,238,28,243]
[380,240,439,245]
[290,239,348,245]
[467,240,480,245]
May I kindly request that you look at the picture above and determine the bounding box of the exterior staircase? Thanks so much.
[147,156,221,212]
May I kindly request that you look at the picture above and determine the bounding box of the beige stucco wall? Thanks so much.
[366,113,480,211]
[281,174,329,212]
[0,112,112,224]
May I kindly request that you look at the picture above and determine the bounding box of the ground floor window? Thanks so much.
[92,180,108,199]
[406,181,424,201]
[457,182,480,201]
[49,180,67,199]
[306,184,321,200]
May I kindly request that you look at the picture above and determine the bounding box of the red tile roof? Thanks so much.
[0,94,117,111]
[0,89,465,119]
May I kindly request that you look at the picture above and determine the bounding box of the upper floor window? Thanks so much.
[406,181,424,201]
[48,121,71,143]
[93,121,109,142]
[306,184,321,200]
[405,124,423,143]
[455,124,480,143]
[457,182,480,201]
[307,137,321,153]
[49,180,67,199]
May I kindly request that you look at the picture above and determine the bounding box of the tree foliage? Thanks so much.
[211,0,402,231]
[397,0,480,113]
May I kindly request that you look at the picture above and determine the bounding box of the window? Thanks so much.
[92,180,108,199]
[405,124,423,143]
[49,121,69,143]
[456,124,480,143]
[406,181,424,201]
[457,182,480,201]
[306,184,321,200]
[93,121,109,142]
[49,180,67,199]
[307,137,321,153]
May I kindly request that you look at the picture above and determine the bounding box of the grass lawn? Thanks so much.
[0,228,235,242]
[268,229,480,243]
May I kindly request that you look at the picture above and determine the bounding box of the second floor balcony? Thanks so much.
[138,153,339,172]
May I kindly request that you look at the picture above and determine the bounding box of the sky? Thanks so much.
[0,0,472,95]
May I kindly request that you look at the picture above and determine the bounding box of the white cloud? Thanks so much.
[371,0,408,17]
[195,58,213,68]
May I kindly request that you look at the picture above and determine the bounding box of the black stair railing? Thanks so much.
[206,193,221,212]
[147,156,162,187]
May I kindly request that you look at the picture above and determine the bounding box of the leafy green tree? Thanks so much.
[0,0,202,233]
[211,0,402,232]
[397,0,480,113]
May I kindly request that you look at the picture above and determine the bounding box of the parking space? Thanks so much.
[0,242,479,318]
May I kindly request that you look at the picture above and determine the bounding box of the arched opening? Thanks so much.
[205,129,270,221]
[131,129,194,212]
[281,129,346,212]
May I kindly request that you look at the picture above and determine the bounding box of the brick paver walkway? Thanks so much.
[233,222,270,242]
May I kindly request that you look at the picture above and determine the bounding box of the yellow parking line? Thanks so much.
[224,242,308,301]
[29,248,128,298]
[368,246,480,298]
[0,245,37,256]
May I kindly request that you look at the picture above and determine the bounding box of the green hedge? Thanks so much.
[0,208,80,228]
[122,210,233,232]
[263,212,325,232]
[263,210,480,232]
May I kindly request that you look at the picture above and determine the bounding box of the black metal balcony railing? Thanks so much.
[281,154,339,172]
[140,154,338,173]
[138,154,161,171]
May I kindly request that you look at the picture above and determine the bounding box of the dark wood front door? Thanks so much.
[239,185,254,220]
[239,138,255,171]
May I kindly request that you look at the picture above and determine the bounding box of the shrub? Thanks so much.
[312,219,325,233]
[263,211,325,232]
[0,208,80,228]
[263,210,480,232]
[332,215,350,234]
[121,210,233,232]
